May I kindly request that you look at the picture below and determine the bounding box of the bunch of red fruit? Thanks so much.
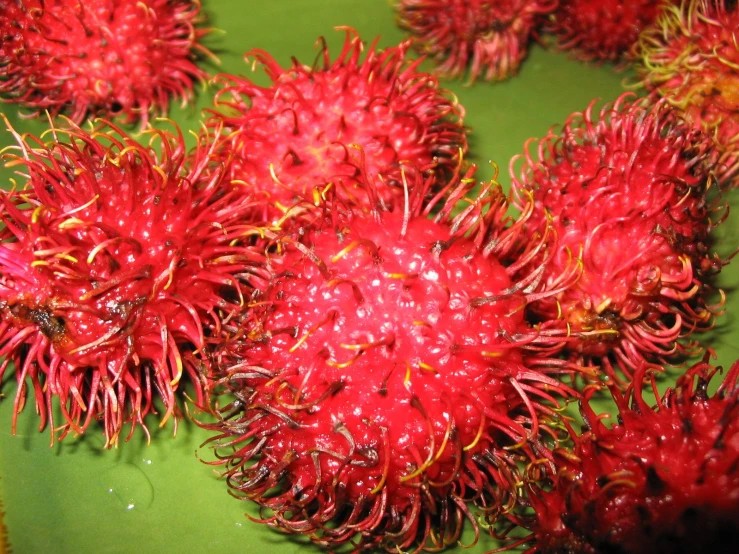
[1,1,738,554]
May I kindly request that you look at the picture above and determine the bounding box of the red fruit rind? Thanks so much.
[519,356,739,554]
[0,0,213,126]
[200,166,584,551]
[209,28,466,225]
[396,0,558,82]
[0,116,262,447]
[636,0,739,187]
[547,0,675,64]
[510,93,725,383]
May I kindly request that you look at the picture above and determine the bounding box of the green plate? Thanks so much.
[1,1,738,553]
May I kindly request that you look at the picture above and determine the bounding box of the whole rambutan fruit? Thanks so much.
[515,355,739,554]
[0,0,213,126]
[395,0,558,82]
[635,0,739,187]
[0,117,262,446]
[510,93,726,383]
[208,28,466,226]
[201,167,583,551]
[545,0,675,65]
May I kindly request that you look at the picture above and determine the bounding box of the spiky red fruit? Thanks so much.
[202,170,581,551]
[208,28,466,225]
[396,0,558,82]
[0,118,259,446]
[0,0,212,125]
[510,93,725,383]
[636,0,739,187]
[518,357,739,554]
[546,0,675,64]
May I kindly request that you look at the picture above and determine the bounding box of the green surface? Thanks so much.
[0,1,738,553]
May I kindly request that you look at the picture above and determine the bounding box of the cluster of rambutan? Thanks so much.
[1,3,738,553]
[0,27,587,551]
[393,0,739,184]
[393,1,680,82]
[496,90,738,553]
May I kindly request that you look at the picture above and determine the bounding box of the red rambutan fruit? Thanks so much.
[200,167,583,551]
[208,28,466,226]
[516,355,739,554]
[635,0,739,187]
[545,0,675,64]
[395,0,558,82]
[0,117,261,447]
[0,0,213,126]
[510,93,726,384]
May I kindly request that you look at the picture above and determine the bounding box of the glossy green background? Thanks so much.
[1,1,738,553]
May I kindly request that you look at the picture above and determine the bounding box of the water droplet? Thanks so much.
[103,462,154,511]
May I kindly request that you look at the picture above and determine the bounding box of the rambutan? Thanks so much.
[0,117,261,446]
[545,0,675,64]
[516,356,739,554]
[208,28,466,225]
[635,0,739,187]
[395,0,558,82]
[201,168,582,551]
[0,0,212,126]
[510,93,725,383]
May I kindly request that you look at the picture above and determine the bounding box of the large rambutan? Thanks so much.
[515,356,739,554]
[510,93,725,383]
[0,0,212,125]
[200,167,583,551]
[546,0,675,64]
[208,28,466,225]
[0,117,261,446]
[395,0,558,82]
[635,0,739,187]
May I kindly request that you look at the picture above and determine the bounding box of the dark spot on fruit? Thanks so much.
[430,240,450,256]
[489,19,510,32]
[218,284,241,305]
[645,466,665,494]
[153,195,161,205]
[11,304,66,342]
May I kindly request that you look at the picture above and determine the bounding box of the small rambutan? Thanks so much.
[0,0,213,126]
[208,28,466,225]
[516,356,739,554]
[635,0,739,187]
[395,0,558,82]
[0,117,261,446]
[510,93,725,383]
[545,0,675,64]
[201,167,583,551]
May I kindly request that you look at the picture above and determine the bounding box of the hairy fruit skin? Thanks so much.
[518,357,739,554]
[636,0,739,187]
[202,171,582,552]
[396,0,558,82]
[510,94,725,383]
[208,29,466,225]
[0,119,260,446]
[547,0,674,64]
[0,0,211,125]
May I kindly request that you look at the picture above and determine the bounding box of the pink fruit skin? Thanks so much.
[0,0,211,125]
